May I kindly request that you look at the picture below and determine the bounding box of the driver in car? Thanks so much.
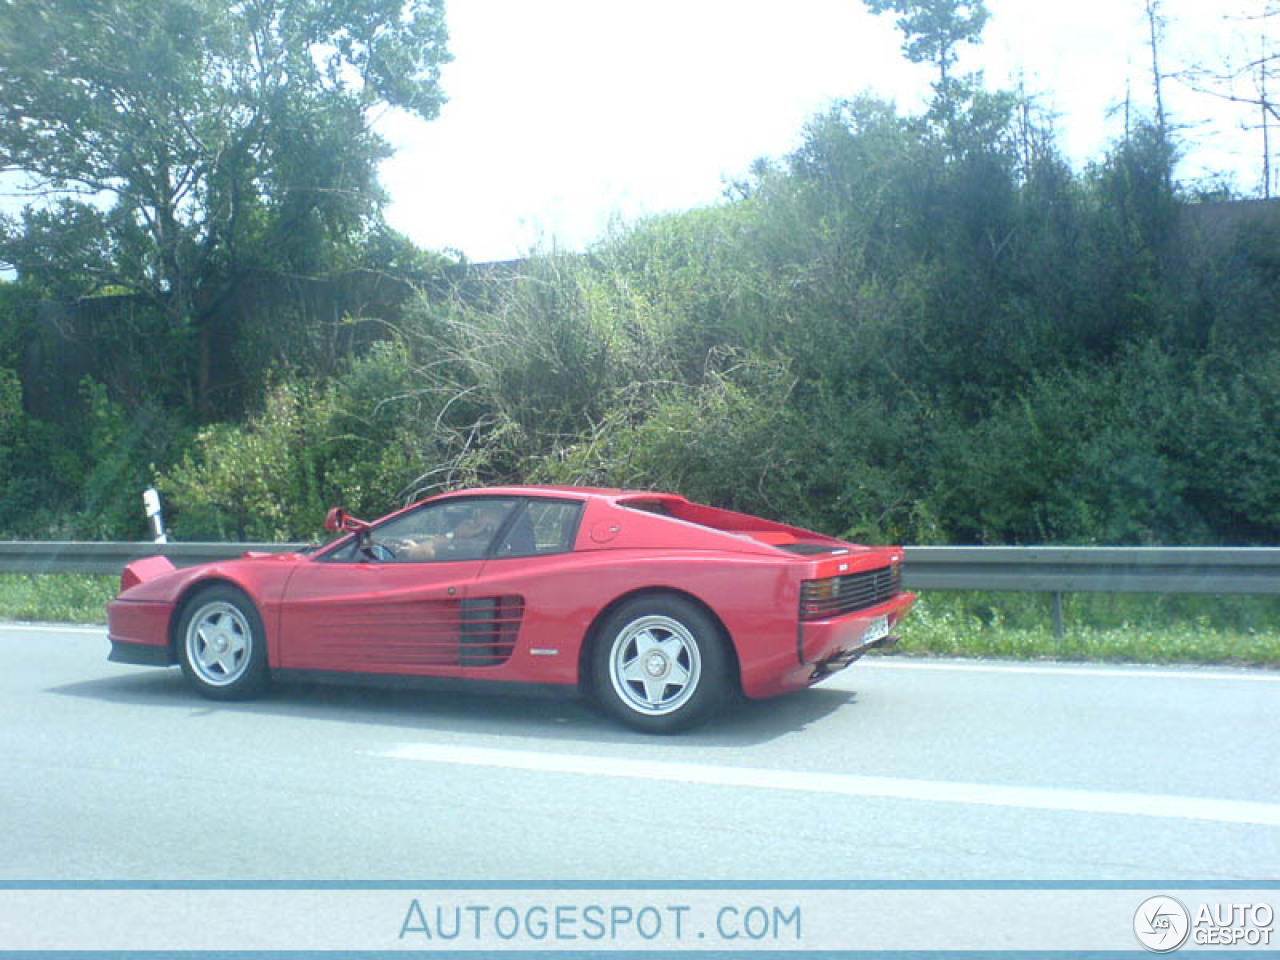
[385,502,506,561]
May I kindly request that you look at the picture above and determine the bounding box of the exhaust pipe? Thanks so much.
[810,635,900,681]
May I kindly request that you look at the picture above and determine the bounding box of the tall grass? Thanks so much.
[0,574,117,624]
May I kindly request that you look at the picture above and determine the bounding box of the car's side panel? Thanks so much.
[466,549,802,695]
[276,559,489,675]
[463,555,597,685]
[108,555,304,666]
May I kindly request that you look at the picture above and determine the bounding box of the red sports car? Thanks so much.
[107,487,915,731]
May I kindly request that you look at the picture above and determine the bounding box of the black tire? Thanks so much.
[175,585,269,701]
[590,595,731,733]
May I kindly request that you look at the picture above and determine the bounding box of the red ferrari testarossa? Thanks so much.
[107,486,915,731]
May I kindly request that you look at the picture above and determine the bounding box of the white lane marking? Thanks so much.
[379,742,1280,827]
[860,658,1280,682]
[0,624,104,635]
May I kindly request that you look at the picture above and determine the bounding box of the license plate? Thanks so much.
[861,615,889,646]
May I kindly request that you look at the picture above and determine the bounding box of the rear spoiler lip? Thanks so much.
[120,554,177,592]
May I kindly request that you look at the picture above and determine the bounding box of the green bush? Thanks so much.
[161,341,442,539]
[8,80,1280,555]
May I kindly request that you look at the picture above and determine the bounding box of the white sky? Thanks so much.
[379,0,1265,263]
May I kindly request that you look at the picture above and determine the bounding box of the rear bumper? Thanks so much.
[798,592,915,665]
[743,591,916,698]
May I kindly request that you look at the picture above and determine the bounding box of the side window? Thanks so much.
[493,499,583,558]
[384,498,518,562]
[324,498,520,563]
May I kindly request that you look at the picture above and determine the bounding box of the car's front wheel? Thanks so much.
[591,596,730,733]
[176,585,269,701]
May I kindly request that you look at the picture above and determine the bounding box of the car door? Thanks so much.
[276,497,521,676]
[462,496,588,683]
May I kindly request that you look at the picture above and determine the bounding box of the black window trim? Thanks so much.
[312,494,587,564]
[483,495,586,561]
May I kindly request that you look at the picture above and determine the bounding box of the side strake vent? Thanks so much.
[800,565,900,620]
[459,596,524,666]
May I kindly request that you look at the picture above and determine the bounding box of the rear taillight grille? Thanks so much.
[801,565,900,620]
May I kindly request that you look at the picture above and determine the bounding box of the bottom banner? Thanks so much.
[0,885,1276,954]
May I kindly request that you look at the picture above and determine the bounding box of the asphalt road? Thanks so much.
[2,623,1277,881]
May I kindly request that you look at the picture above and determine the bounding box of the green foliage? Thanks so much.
[72,379,193,539]
[161,340,449,539]
[931,343,1280,544]
[0,367,18,439]
[162,383,328,540]
[0,364,84,536]
[0,281,35,365]
[0,0,450,239]
[3,20,1278,559]
[0,368,40,530]
[0,368,193,539]
[0,0,451,416]
[0,574,118,624]
[536,350,807,517]
[0,202,115,298]
[387,252,709,490]
[863,0,990,86]
[257,90,1265,552]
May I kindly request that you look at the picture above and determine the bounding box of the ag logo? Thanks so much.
[1134,896,1191,953]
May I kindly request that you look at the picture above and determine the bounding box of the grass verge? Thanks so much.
[895,591,1280,666]
[2,575,1277,666]
[0,574,117,624]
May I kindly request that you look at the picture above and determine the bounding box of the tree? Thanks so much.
[1144,0,1169,141]
[861,0,995,150]
[862,0,989,92]
[0,0,450,415]
[1176,1,1279,196]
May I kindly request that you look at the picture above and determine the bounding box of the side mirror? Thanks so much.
[324,507,370,534]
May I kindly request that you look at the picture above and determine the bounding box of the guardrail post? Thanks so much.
[1052,592,1065,639]
[143,488,168,544]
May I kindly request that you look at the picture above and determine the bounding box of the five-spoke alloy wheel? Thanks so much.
[176,585,268,700]
[592,595,730,733]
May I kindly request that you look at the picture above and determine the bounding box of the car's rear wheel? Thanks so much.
[176,586,268,701]
[592,595,730,733]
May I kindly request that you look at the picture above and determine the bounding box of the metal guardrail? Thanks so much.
[0,541,304,576]
[4,541,1278,637]
[900,547,1280,634]
[3,542,1279,594]
[901,546,1280,595]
